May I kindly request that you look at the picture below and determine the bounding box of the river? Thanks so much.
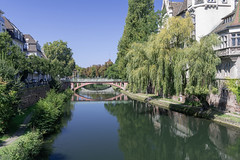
[43,92,240,160]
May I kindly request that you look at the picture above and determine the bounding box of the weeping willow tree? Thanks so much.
[126,13,194,95]
[184,34,221,107]
[126,12,220,107]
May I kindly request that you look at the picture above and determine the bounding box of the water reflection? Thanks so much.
[105,101,240,160]
[38,102,75,159]
[72,93,129,101]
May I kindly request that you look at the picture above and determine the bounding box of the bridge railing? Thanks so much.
[66,78,125,83]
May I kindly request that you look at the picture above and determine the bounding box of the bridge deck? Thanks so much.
[67,78,126,83]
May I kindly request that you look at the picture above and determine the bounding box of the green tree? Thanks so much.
[116,0,159,79]
[184,34,220,107]
[43,40,75,78]
[126,13,194,95]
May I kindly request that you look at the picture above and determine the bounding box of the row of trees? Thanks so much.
[75,59,114,78]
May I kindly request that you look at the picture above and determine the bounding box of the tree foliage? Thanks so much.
[116,0,159,79]
[225,79,240,104]
[126,13,220,107]
[43,40,75,78]
[75,59,113,78]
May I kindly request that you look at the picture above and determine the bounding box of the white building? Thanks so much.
[3,16,25,51]
[24,34,46,58]
[162,0,240,79]
[0,10,6,33]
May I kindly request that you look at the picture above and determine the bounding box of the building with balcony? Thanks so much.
[24,34,46,58]
[162,0,236,40]
[0,10,6,33]
[212,3,240,79]
[3,16,25,51]
[162,0,240,78]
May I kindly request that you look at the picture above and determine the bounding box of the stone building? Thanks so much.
[162,0,240,79]
[162,0,236,40]
[162,0,240,112]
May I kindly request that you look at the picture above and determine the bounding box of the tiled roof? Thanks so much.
[176,0,187,16]
[3,17,14,30]
[230,1,240,26]
[211,21,231,34]
[212,1,240,34]
[24,34,36,44]
[170,2,183,16]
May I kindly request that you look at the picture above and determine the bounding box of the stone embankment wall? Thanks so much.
[19,82,70,108]
[19,85,50,108]
[208,91,240,113]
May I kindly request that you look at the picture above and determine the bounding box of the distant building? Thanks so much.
[0,10,6,33]
[24,34,46,58]
[3,16,25,51]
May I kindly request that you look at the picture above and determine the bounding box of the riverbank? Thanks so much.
[122,90,240,129]
[0,89,73,159]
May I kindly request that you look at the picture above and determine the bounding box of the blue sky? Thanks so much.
[1,0,181,67]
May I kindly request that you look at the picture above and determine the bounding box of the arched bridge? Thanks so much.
[69,78,128,91]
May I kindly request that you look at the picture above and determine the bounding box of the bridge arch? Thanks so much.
[71,81,128,91]
[72,93,128,101]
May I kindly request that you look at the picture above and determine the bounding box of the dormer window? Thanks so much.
[208,0,216,3]
[222,0,227,4]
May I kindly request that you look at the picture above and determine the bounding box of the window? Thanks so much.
[208,0,216,3]
[237,38,240,46]
[232,34,236,46]
[231,33,240,47]
[222,0,227,3]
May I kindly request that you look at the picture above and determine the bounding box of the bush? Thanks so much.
[31,89,73,134]
[0,131,43,160]
[0,84,19,134]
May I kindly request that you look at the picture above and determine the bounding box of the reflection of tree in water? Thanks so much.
[37,102,75,159]
[105,101,240,160]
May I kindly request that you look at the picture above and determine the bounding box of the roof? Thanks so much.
[170,2,183,16]
[176,0,187,16]
[24,34,43,53]
[212,1,240,34]
[0,9,4,14]
[3,17,14,30]
[24,34,36,44]
[230,1,240,27]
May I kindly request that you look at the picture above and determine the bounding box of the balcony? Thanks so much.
[0,17,4,23]
[217,47,240,57]
[195,0,204,5]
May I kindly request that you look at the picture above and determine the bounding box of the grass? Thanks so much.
[0,105,36,143]
[217,114,240,123]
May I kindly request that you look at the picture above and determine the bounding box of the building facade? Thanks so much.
[162,0,240,79]
[3,16,25,51]
[162,0,240,111]
[0,10,6,33]
[24,34,46,58]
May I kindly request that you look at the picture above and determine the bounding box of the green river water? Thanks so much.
[43,93,240,160]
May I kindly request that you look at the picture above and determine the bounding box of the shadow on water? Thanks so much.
[105,100,240,160]
[36,101,74,160]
